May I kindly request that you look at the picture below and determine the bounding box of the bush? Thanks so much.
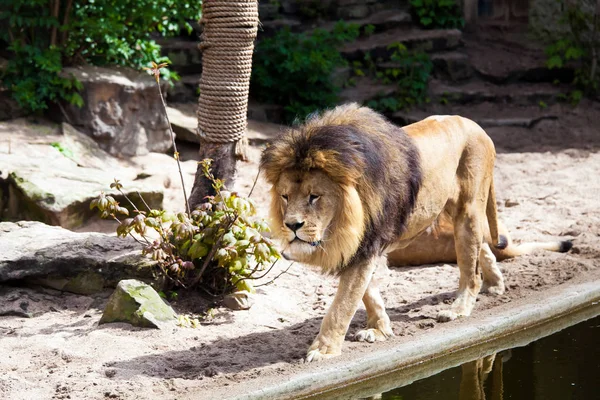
[358,44,433,113]
[409,0,465,30]
[251,21,360,124]
[545,0,600,100]
[0,0,202,112]
[93,163,281,297]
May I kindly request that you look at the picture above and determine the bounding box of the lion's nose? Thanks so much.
[285,221,305,232]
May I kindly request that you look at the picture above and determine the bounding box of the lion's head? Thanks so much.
[260,104,421,273]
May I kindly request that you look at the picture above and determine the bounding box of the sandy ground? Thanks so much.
[1,100,600,400]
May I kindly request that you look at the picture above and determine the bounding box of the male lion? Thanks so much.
[260,103,569,362]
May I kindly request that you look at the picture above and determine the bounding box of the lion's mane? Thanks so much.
[260,103,422,272]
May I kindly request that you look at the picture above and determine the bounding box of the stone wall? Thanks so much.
[260,0,409,21]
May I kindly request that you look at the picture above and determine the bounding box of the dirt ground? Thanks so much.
[1,99,599,400]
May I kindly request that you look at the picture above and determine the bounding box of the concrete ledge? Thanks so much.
[230,280,600,400]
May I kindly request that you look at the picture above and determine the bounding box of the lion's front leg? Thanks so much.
[306,258,378,362]
[355,268,393,343]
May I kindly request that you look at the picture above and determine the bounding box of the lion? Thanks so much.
[260,103,571,362]
[387,212,572,267]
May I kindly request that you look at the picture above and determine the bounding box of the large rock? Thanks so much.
[0,121,164,229]
[60,66,172,157]
[99,279,176,329]
[0,221,159,293]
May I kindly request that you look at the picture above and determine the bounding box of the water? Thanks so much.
[381,315,600,400]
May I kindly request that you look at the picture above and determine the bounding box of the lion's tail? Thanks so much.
[495,240,573,259]
[486,178,508,250]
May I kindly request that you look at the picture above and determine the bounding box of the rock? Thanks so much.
[166,105,199,144]
[337,4,370,19]
[159,39,203,75]
[166,74,201,103]
[0,87,28,121]
[59,66,172,157]
[504,199,520,208]
[431,52,473,82]
[0,153,163,229]
[339,77,397,104]
[342,28,462,62]
[99,279,177,329]
[259,3,280,21]
[223,290,254,310]
[60,123,121,170]
[0,221,159,292]
[429,79,566,106]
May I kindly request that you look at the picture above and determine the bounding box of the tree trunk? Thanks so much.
[188,0,258,209]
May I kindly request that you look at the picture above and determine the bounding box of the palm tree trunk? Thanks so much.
[188,0,258,209]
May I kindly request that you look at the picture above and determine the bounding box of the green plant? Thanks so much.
[366,43,433,113]
[1,0,202,112]
[410,0,465,29]
[544,0,600,99]
[50,142,74,158]
[92,164,280,297]
[251,21,360,123]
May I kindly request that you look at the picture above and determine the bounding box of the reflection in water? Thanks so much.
[380,314,600,400]
[367,351,510,400]
[459,351,510,400]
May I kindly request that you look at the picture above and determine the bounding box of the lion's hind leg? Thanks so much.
[480,243,506,295]
[355,275,394,343]
[437,205,484,322]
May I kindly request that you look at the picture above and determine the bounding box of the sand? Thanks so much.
[1,100,599,400]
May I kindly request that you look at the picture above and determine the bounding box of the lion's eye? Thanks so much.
[309,194,320,205]
[281,194,288,202]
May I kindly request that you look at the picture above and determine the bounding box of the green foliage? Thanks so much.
[0,0,202,112]
[544,0,600,100]
[91,168,281,297]
[410,0,465,29]
[364,43,433,113]
[50,142,74,158]
[251,21,360,123]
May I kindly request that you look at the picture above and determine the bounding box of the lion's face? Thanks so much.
[272,170,339,261]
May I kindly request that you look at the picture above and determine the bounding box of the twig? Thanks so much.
[116,188,140,212]
[112,216,151,245]
[155,81,192,217]
[189,214,238,287]
[247,167,261,199]
[136,190,152,212]
[255,262,295,288]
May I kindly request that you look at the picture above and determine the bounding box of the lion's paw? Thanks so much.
[482,282,505,296]
[305,348,337,363]
[437,309,459,322]
[354,328,390,343]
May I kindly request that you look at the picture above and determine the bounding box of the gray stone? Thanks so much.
[223,290,254,310]
[259,3,280,20]
[99,279,176,329]
[342,29,462,62]
[337,4,370,19]
[166,74,201,103]
[431,52,473,82]
[0,87,27,121]
[159,40,203,75]
[0,221,159,292]
[60,66,172,157]
[0,158,163,229]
